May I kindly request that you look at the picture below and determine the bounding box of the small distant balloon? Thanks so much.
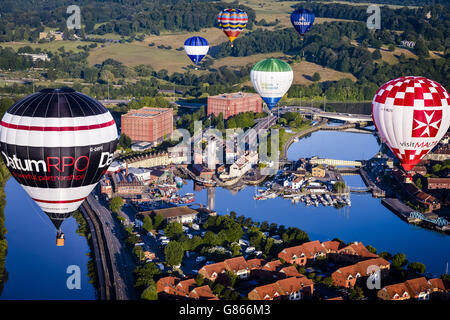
[291,8,315,37]
[184,36,209,66]
[217,8,248,46]
[250,58,294,110]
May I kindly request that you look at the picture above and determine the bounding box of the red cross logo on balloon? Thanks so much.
[412,109,442,138]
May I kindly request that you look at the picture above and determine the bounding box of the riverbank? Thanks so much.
[0,163,10,296]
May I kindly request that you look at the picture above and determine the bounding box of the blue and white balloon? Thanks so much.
[184,36,209,66]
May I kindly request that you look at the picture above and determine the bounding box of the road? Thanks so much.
[86,194,137,300]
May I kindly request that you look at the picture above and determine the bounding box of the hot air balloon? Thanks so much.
[184,36,209,68]
[250,58,294,111]
[291,8,315,38]
[372,76,450,172]
[217,8,248,47]
[0,88,118,245]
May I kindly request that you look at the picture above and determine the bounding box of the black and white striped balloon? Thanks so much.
[0,88,118,230]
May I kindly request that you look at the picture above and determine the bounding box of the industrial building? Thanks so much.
[121,107,173,143]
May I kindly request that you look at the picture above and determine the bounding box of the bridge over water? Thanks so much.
[279,106,373,123]
[309,158,363,167]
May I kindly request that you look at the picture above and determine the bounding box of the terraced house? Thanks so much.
[377,277,448,300]
[331,258,390,288]
[248,276,314,300]
[278,240,341,265]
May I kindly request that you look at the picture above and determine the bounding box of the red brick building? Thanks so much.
[121,107,173,143]
[207,92,262,119]
[427,178,450,190]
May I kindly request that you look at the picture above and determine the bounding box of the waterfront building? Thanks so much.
[207,92,262,119]
[377,277,448,300]
[229,152,258,178]
[278,240,327,266]
[332,241,379,263]
[138,206,200,224]
[124,151,170,168]
[331,257,390,288]
[112,171,145,196]
[99,177,113,199]
[427,178,450,190]
[191,164,215,180]
[311,164,326,178]
[121,107,173,143]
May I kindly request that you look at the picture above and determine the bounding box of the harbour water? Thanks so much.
[180,130,450,277]
[0,179,96,300]
[0,129,448,299]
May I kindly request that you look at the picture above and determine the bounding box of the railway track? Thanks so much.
[81,202,116,300]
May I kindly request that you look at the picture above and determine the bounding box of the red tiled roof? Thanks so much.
[189,285,219,300]
[199,262,227,278]
[280,266,303,278]
[250,283,282,300]
[263,260,283,272]
[178,278,196,293]
[276,277,313,295]
[279,240,326,261]
[338,242,379,259]
[404,277,431,296]
[224,256,248,273]
[156,276,179,293]
[322,241,341,252]
[247,258,266,270]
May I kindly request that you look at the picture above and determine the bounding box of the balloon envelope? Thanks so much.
[291,8,315,36]
[184,36,209,65]
[372,76,450,171]
[217,8,248,44]
[0,88,118,229]
[250,59,293,110]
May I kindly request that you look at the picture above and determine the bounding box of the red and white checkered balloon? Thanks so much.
[372,76,450,171]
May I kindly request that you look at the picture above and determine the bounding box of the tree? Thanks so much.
[143,216,153,233]
[110,196,124,214]
[392,253,407,269]
[141,283,158,300]
[372,49,382,60]
[134,263,160,287]
[379,252,393,261]
[153,214,165,230]
[226,270,238,287]
[164,241,184,266]
[119,133,132,149]
[311,72,321,82]
[407,262,426,274]
[333,181,346,193]
[349,286,365,300]
[366,245,377,254]
[322,277,334,287]
[213,283,224,295]
[195,274,204,286]
[164,222,183,239]
[388,44,396,52]
[415,39,429,58]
